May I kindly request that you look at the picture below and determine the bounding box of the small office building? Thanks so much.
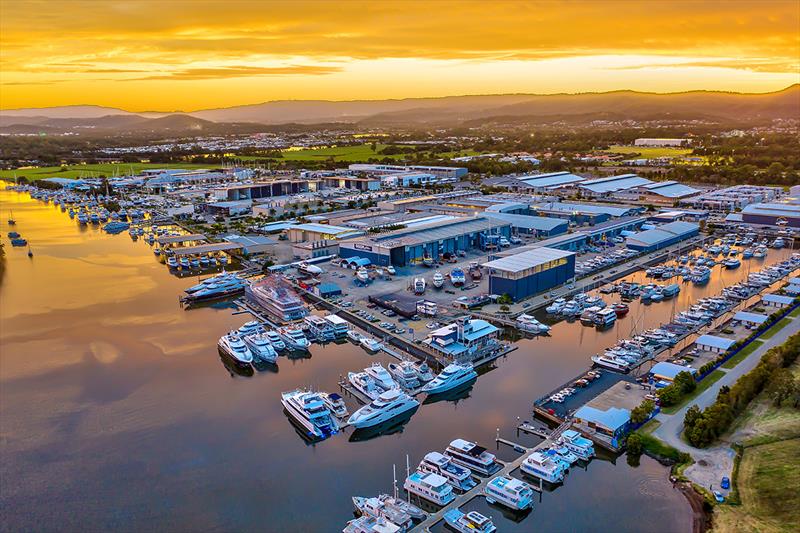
[483,247,576,301]
[625,221,699,252]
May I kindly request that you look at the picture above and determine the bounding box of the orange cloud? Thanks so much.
[1,1,798,110]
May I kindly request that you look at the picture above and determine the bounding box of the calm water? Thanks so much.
[7,185,789,532]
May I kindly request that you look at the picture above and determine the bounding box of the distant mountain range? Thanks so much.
[1,85,797,134]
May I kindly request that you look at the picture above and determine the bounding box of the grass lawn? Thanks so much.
[0,163,211,181]
[789,307,800,319]
[239,143,480,162]
[639,418,661,434]
[722,340,764,369]
[661,370,726,415]
[602,144,694,159]
[714,438,800,533]
[760,317,793,340]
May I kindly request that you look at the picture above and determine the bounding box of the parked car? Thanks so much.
[713,491,724,503]
[721,477,730,490]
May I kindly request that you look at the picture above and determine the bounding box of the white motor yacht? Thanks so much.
[421,364,477,394]
[265,330,286,351]
[444,439,501,476]
[365,363,400,392]
[217,332,254,365]
[351,496,413,531]
[321,392,349,419]
[432,271,445,288]
[591,354,631,372]
[348,371,382,401]
[346,389,419,429]
[356,268,370,283]
[347,330,364,343]
[387,361,421,390]
[413,277,426,294]
[417,451,476,491]
[413,362,435,383]
[278,327,310,351]
[280,389,339,439]
[360,337,383,352]
[243,333,278,363]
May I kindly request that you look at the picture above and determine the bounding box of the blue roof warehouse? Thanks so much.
[624,221,699,252]
[483,247,576,301]
[338,216,511,267]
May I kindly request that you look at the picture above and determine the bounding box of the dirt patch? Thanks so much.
[677,481,712,533]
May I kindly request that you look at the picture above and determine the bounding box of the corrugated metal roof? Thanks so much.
[289,223,354,234]
[573,405,630,430]
[580,174,653,193]
[518,171,585,188]
[483,246,575,273]
[695,335,736,350]
[651,361,697,379]
[642,181,700,198]
[741,202,800,218]
[625,221,698,247]
[762,294,795,305]
[482,212,569,231]
[371,216,509,247]
[733,311,769,324]
[531,201,638,217]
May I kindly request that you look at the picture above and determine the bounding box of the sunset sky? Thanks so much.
[1,0,798,111]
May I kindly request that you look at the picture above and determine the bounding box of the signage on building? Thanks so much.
[354,243,373,252]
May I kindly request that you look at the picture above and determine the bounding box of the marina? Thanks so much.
[2,184,793,531]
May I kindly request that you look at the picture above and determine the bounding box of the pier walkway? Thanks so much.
[414,423,571,531]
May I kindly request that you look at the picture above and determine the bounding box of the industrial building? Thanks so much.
[292,240,340,260]
[212,179,319,201]
[205,200,252,216]
[377,191,474,212]
[624,221,699,252]
[680,185,784,212]
[578,174,653,197]
[483,247,576,301]
[320,175,381,191]
[511,171,586,192]
[628,181,701,204]
[285,223,364,243]
[740,202,800,228]
[634,138,691,147]
[348,164,468,181]
[530,201,643,225]
[223,235,276,255]
[380,172,437,188]
[572,405,631,441]
[482,212,569,237]
[339,216,511,266]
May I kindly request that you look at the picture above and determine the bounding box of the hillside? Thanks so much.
[2,85,797,130]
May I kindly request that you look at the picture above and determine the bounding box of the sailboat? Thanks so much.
[7,210,15,225]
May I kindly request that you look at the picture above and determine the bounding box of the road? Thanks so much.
[651,315,799,493]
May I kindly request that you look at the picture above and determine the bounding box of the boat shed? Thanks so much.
[579,174,653,197]
[625,221,699,252]
[733,311,769,327]
[649,361,698,383]
[338,216,511,267]
[285,223,364,243]
[481,212,569,237]
[741,202,800,227]
[314,282,342,298]
[224,235,276,255]
[484,247,575,301]
[157,233,206,245]
[695,334,736,354]
[762,294,796,308]
[171,242,243,256]
[572,405,631,439]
